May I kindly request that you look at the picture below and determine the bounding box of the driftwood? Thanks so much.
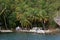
[54,16,60,26]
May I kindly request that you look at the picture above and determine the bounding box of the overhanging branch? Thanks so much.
[0,7,6,15]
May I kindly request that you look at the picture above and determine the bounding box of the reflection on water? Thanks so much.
[0,32,60,40]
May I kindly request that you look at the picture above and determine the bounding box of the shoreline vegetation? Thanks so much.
[0,0,60,34]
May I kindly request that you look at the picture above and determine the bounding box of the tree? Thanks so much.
[0,0,60,29]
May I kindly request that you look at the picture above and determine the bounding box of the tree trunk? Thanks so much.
[4,13,8,30]
[41,20,46,30]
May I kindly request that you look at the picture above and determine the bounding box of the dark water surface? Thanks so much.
[0,32,60,40]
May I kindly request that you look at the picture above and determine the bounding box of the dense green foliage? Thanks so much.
[0,0,60,29]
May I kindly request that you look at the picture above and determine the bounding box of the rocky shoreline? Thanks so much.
[0,29,60,34]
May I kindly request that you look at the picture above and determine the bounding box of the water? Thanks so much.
[0,32,60,40]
